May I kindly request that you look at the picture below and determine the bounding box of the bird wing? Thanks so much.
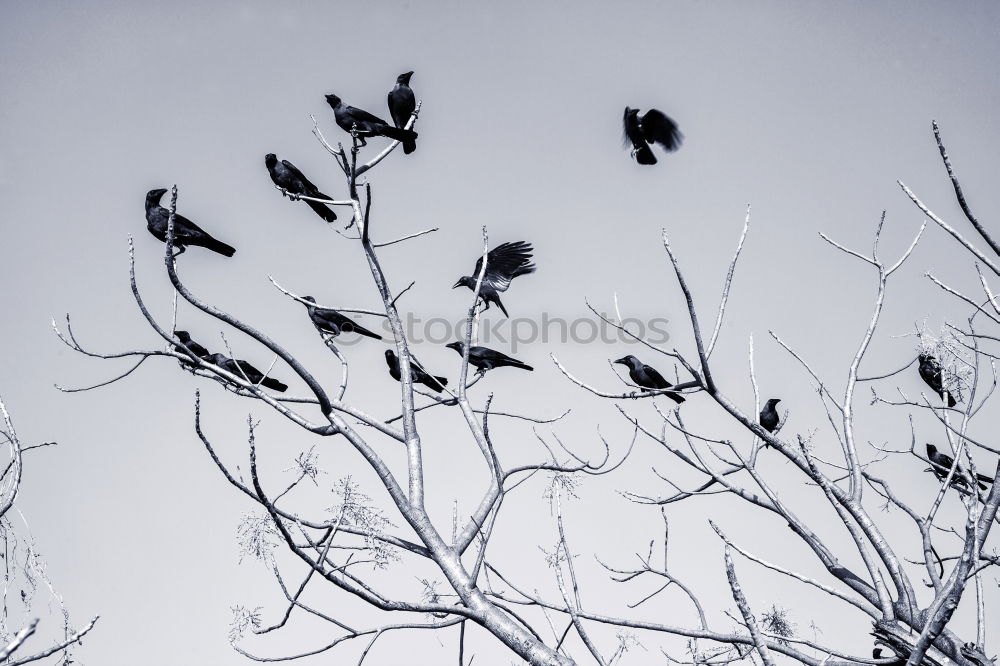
[473,242,536,293]
[622,107,643,147]
[641,364,671,389]
[346,104,391,127]
[640,109,684,152]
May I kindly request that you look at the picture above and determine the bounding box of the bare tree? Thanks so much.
[59,90,998,666]
[0,398,98,664]
[548,121,999,666]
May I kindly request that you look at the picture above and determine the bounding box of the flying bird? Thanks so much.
[172,330,210,361]
[385,349,448,393]
[759,398,781,433]
[387,71,417,154]
[145,189,235,257]
[446,341,533,373]
[623,107,683,165]
[325,94,418,149]
[918,354,957,407]
[613,355,685,403]
[204,353,288,392]
[264,154,337,222]
[453,241,536,317]
[302,296,382,340]
[925,443,993,491]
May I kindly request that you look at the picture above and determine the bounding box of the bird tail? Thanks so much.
[307,199,338,223]
[510,360,534,371]
[494,297,509,319]
[429,376,449,393]
[944,391,957,408]
[261,377,288,392]
[665,391,686,404]
[380,126,418,146]
[345,322,383,340]
[634,145,657,165]
[204,237,236,257]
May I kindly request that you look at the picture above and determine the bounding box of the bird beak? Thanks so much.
[613,357,627,365]
[452,280,462,289]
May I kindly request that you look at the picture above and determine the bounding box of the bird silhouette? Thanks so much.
[385,349,448,393]
[325,94,417,149]
[145,189,235,257]
[387,71,417,154]
[446,341,533,373]
[623,107,683,165]
[917,354,957,407]
[613,355,684,403]
[264,154,337,222]
[302,296,382,340]
[453,241,536,318]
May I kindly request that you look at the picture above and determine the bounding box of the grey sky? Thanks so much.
[1,1,999,663]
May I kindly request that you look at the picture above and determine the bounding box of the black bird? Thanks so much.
[172,330,210,360]
[926,443,993,491]
[145,189,236,257]
[446,341,533,373]
[385,349,448,393]
[623,107,683,165]
[264,154,337,222]
[204,353,288,392]
[918,354,957,407]
[387,71,417,154]
[325,94,418,149]
[302,296,382,340]
[759,398,781,433]
[613,355,685,404]
[453,241,536,318]
[873,648,905,666]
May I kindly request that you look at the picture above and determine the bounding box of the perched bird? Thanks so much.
[917,354,957,407]
[872,648,905,666]
[446,341,533,373]
[302,296,382,340]
[613,355,685,404]
[387,71,417,154]
[759,398,781,433]
[925,443,993,491]
[264,154,337,222]
[623,107,683,165]
[385,349,448,393]
[145,189,236,257]
[204,353,288,392]
[325,94,418,149]
[453,241,536,317]
[172,330,210,360]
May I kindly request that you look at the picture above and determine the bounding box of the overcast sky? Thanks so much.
[1,1,999,664]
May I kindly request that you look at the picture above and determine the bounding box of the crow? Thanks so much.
[759,398,781,433]
[325,94,418,149]
[453,241,536,318]
[613,355,685,403]
[145,189,236,257]
[387,71,417,154]
[926,443,993,491]
[264,154,337,222]
[302,296,382,340]
[446,341,533,373]
[172,330,210,361]
[623,107,683,165]
[204,353,288,392]
[918,354,957,407]
[385,349,448,393]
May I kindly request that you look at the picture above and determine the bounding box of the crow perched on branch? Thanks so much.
[145,189,235,257]
[623,107,683,165]
[204,353,288,392]
[446,341,533,373]
[264,154,337,222]
[925,443,993,491]
[917,354,957,407]
[759,398,781,433]
[172,330,210,361]
[387,71,417,154]
[613,355,685,403]
[385,350,448,393]
[325,94,418,149]
[302,297,382,340]
[453,241,536,318]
